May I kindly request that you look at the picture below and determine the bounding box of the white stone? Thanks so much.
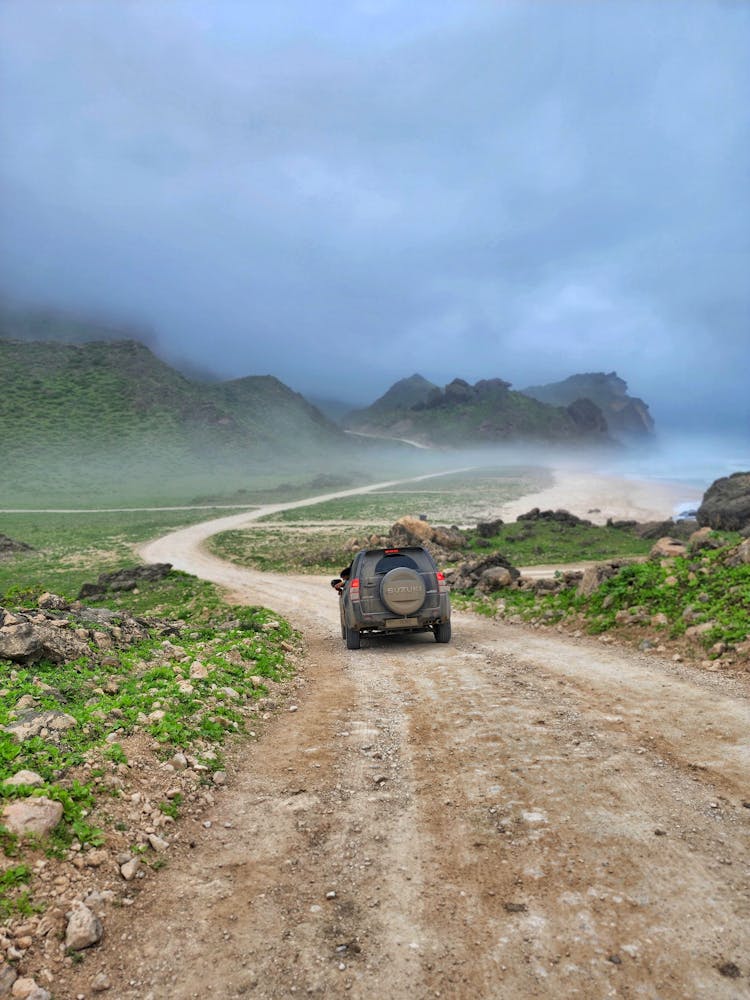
[64,905,103,951]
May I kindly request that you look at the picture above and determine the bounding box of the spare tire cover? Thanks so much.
[379,567,426,616]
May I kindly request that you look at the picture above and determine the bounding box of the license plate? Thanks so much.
[385,617,418,628]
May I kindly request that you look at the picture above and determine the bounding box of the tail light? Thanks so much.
[436,571,448,593]
[349,578,360,601]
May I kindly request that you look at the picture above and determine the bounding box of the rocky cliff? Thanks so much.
[521,372,654,440]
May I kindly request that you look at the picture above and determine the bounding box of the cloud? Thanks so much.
[0,0,748,429]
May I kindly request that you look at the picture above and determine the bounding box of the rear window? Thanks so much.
[373,553,420,573]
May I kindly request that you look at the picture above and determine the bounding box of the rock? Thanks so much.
[189,661,209,680]
[1,797,63,837]
[91,972,111,993]
[10,978,51,1000]
[449,552,520,592]
[0,964,17,994]
[726,538,750,567]
[0,624,42,662]
[120,858,140,880]
[390,516,434,544]
[649,537,688,560]
[518,508,592,527]
[477,567,514,592]
[697,471,750,532]
[5,710,77,742]
[431,525,466,550]
[36,593,69,611]
[476,517,504,538]
[685,622,716,640]
[0,534,34,558]
[3,770,44,788]
[64,904,103,951]
[578,562,620,596]
[148,834,169,852]
[78,563,172,600]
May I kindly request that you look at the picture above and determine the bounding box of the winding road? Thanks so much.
[59,474,749,1000]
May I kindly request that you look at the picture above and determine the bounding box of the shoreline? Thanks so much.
[499,467,703,526]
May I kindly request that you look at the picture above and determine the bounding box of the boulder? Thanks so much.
[578,562,621,597]
[649,537,688,560]
[447,552,520,592]
[0,623,42,662]
[726,538,750,567]
[1,796,63,837]
[477,567,514,592]
[476,517,504,538]
[517,508,592,527]
[431,525,466,550]
[390,516,434,545]
[697,471,750,531]
[65,904,103,951]
[78,562,172,600]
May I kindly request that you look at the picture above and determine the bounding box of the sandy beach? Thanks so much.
[498,467,703,525]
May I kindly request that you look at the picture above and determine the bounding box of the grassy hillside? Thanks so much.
[0,338,354,505]
[346,376,610,446]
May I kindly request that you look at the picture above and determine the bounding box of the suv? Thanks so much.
[339,545,451,649]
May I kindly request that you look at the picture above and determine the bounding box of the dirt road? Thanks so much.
[57,485,749,1000]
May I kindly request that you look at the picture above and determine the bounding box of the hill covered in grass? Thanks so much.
[0,337,351,505]
[346,375,613,447]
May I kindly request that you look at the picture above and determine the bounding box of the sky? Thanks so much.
[0,0,748,429]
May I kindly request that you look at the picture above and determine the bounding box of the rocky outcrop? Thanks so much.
[0,596,152,666]
[697,471,750,532]
[517,508,593,527]
[445,552,520,592]
[78,563,172,600]
[0,533,34,558]
[521,371,654,440]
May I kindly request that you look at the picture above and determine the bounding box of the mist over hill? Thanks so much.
[0,337,354,505]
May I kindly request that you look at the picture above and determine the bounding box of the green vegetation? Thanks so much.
[258,467,551,527]
[0,508,257,602]
[210,526,371,575]
[464,519,653,565]
[455,533,749,654]
[0,335,390,505]
[0,569,297,916]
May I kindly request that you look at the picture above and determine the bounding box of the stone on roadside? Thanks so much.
[120,857,140,881]
[477,567,513,592]
[65,904,103,951]
[3,770,44,788]
[1,797,63,837]
[91,972,111,993]
[189,661,209,680]
[649,537,688,560]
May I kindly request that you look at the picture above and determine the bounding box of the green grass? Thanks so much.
[0,569,297,915]
[464,520,654,565]
[257,467,551,526]
[209,526,376,575]
[455,533,749,654]
[0,508,257,602]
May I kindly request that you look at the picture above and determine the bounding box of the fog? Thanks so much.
[1,1,748,439]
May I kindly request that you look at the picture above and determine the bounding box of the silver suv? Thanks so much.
[339,545,451,649]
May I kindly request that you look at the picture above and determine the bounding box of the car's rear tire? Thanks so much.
[380,567,426,616]
[345,626,361,650]
[434,621,451,643]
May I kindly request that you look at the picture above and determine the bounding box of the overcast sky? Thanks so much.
[0,0,748,427]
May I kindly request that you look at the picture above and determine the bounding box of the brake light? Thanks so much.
[349,577,360,601]
[436,572,445,581]
[384,548,400,555]
[350,578,360,589]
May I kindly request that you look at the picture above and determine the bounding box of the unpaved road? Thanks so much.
[57,480,749,1000]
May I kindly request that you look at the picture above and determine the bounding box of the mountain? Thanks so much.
[345,375,613,447]
[0,337,349,504]
[520,372,654,440]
